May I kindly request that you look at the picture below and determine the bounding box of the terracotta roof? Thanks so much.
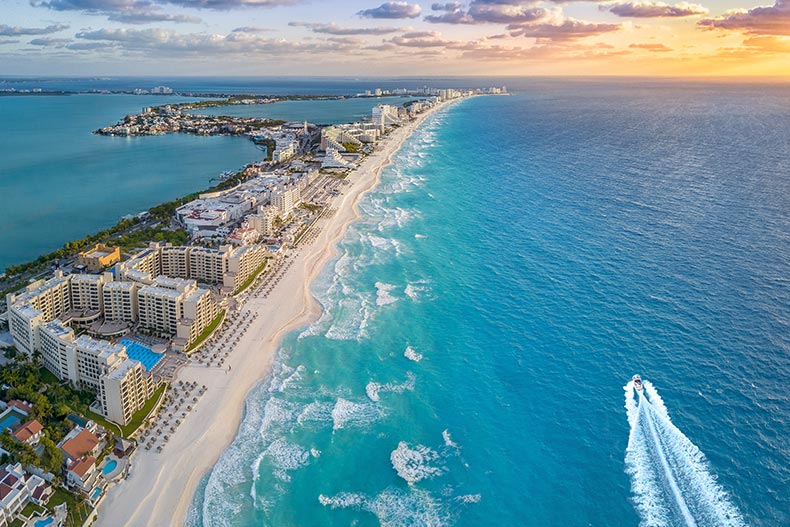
[7,400,32,414]
[61,429,100,460]
[68,456,96,478]
[13,420,43,442]
[32,482,52,500]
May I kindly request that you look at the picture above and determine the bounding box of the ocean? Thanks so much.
[187,82,789,526]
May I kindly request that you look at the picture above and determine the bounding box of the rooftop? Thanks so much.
[67,456,96,478]
[106,358,142,380]
[74,335,126,359]
[42,319,74,337]
[138,285,183,301]
[13,420,43,442]
[60,429,100,460]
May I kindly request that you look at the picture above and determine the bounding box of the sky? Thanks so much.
[1,0,788,77]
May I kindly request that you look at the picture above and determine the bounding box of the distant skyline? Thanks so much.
[1,0,789,76]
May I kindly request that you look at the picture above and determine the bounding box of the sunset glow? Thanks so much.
[2,0,789,76]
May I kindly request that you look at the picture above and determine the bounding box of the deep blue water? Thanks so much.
[189,83,790,527]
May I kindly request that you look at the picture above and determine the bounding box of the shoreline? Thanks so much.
[95,98,456,527]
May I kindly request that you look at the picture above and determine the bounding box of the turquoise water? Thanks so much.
[0,409,25,431]
[0,94,261,272]
[102,460,118,475]
[34,518,53,527]
[192,96,424,125]
[120,339,164,371]
[188,83,789,527]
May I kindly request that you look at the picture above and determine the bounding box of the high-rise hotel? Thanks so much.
[6,242,268,425]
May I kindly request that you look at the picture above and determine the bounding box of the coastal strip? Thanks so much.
[94,98,457,527]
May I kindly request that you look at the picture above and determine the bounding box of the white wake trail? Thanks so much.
[624,379,747,527]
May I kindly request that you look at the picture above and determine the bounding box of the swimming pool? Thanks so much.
[119,339,164,371]
[0,409,25,431]
[102,459,117,475]
[34,517,53,527]
[91,487,102,501]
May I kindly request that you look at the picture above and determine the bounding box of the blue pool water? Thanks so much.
[102,460,118,475]
[34,518,53,527]
[0,410,25,431]
[119,339,164,371]
[91,487,102,501]
[189,81,790,527]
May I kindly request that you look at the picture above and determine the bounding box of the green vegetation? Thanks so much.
[109,227,189,251]
[9,518,24,527]
[0,360,94,444]
[233,262,268,296]
[48,487,91,527]
[255,138,276,161]
[300,203,322,213]
[0,430,39,466]
[148,193,201,221]
[38,437,64,473]
[185,311,226,353]
[342,142,360,153]
[21,502,45,517]
[83,410,122,437]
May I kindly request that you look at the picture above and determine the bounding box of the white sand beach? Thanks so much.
[96,101,449,527]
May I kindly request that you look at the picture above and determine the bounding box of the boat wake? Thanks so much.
[624,378,746,527]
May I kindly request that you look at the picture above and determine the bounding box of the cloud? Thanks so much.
[0,23,69,36]
[425,2,476,23]
[35,0,297,9]
[388,30,456,46]
[29,37,73,47]
[73,26,359,55]
[712,34,790,59]
[159,0,298,7]
[426,0,551,25]
[629,42,673,51]
[31,0,201,24]
[109,11,201,23]
[605,2,708,18]
[358,1,422,19]
[31,0,290,24]
[231,26,271,33]
[509,19,621,41]
[698,0,790,35]
[66,41,118,50]
[289,21,401,35]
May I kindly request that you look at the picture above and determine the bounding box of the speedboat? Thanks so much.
[632,374,643,392]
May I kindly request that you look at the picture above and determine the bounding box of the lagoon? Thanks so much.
[0,94,261,272]
[191,96,424,124]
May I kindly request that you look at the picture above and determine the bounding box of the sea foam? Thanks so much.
[390,441,445,485]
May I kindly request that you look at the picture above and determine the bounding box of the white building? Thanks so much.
[0,463,52,525]
[102,281,139,323]
[372,104,401,131]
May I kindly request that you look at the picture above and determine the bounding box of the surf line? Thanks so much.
[639,393,699,527]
